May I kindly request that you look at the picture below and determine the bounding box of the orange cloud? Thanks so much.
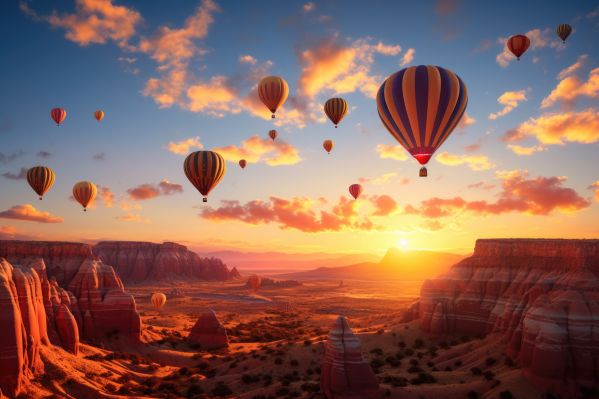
[97,185,114,208]
[405,170,590,218]
[435,152,494,171]
[115,214,150,223]
[370,195,398,216]
[359,172,399,186]
[127,180,183,200]
[400,48,415,67]
[214,135,301,166]
[20,0,141,47]
[166,136,204,155]
[507,144,546,156]
[541,67,599,109]
[303,2,315,12]
[467,181,496,190]
[0,204,64,223]
[186,76,238,116]
[557,54,588,80]
[0,226,17,236]
[376,144,409,161]
[503,109,599,146]
[588,181,599,202]
[239,54,257,64]
[488,89,528,120]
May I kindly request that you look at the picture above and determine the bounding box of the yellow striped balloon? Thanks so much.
[258,76,289,118]
[94,110,104,122]
[27,166,55,200]
[324,98,348,127]
[556,24,572,43]
[72,181,97,211]
[151,292,167,309]
[184,151,226,203]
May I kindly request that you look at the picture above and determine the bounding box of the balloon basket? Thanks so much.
[203,197,207,203]
[419,167,428,177]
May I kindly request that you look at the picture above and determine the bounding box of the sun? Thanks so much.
[397,238,409,250]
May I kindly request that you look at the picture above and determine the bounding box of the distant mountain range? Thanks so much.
[277,248,466,281]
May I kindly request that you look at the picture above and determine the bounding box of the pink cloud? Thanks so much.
[541,67,599,109]
[127,180,183,200]
[488,89,528,120]
[214,135,301,166]
[166,136,204,155]
[0,204,64,223]
[370,195,398,216]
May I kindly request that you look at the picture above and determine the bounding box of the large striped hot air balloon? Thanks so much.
[323,139,334,154]
[258,76,289,118]
[239,159,247,169]
[556,24,572,43]
[50,108,66,126]
[94,110,104,122]
[324,98,348,128]
[184,151,226,203]
[376,65,468,177]
[268,129,278,141]
[27,166,55,200]
[151,293,167,309]
[507,35,530,60]
[72,181,97,211]
[349,184,362,200]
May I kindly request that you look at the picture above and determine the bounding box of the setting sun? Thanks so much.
[397,238,409,250]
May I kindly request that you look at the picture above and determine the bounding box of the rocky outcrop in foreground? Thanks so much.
[321,316,380,399]
[188,310,229,350]
[414,239,599,395]
[94,241,241,282]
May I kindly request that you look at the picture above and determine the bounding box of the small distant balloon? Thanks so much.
[323,139,334,154]
[151,293,167,309]
[184,151,226,203]
[349,184,362,200]
[50,108,66,126]
[27,166,55,200]
[258,76,289,118]
[94,110,104,122]
[239,159,247,169]
[268,129,278,141]
[324,98,348,128]
[507,35,530,60]
[556,24,572,43]
[72,181,97,211]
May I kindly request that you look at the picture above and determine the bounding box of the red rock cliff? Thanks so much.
[93,241,239,282]
[415,239,599,395]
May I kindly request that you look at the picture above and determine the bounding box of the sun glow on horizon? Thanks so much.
[396,238,409,250]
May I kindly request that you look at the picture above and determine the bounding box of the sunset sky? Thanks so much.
[1,0,598,255]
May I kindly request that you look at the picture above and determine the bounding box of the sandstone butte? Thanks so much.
[410,239,599,396]
[321,316,381,399]
[188,309,229,350]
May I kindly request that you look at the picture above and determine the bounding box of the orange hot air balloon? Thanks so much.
[507,35,530,60]
[94,110,104,122]
[50,108,66,126]
[324,98,348,128]
[27,166,55,200]
[151,293,167,309]
[268,129,278,141]
[258,76,289,118]
[556,24,572,43]
[184,151,226,203]
[349,184,362,200]
[247,275,261,292]
[72,181,97,211]
[239,159,247,169]
[323,139,334,154]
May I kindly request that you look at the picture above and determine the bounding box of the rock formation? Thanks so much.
[321,316,380,399]
[188,309,229,350]
[245,277,302,289]
[414,239,599,395]
[93,241,240,281]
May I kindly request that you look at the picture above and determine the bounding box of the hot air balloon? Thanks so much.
[247,275,261,292]
[323,139,334,154]
[151,293,167,309]
[72,181,97,211]
[556,24,572,43]
[27,166,55,200]
[268,129,278,141]
[376,65,468,177]
[50,108,66,126]
[349,184,362,200]
[324,98,348,128]
[94,110,104,122]
[184,151,226,203]
[239,159,247,169]
[258,76,289,118]
[507,35,530,60]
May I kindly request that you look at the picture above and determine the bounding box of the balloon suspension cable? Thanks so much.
[335,125,338,128]
[271,114,275,119]
[203,197,208,203]
[83,208,87,212]
[39,196,42,200]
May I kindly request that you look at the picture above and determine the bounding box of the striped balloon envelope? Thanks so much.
[27,166,55,200]
[50,108,66,126]
[72,181,97,211]
[556,24,572,43]
[349,184,362,200]
[376,65,468,176]
[184,151,226,203]
[258,76,289,118]
[324,97,348,127]
[507,34,530,59]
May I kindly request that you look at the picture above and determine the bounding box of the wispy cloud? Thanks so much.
[93,152,106,161]
[0,151,24,164]
[127,180,183,200]
[376,144,409,161]
[1,168,27,180]
[541,67,599,109]
[436,152,495,171]
[488,89,528,120]
[507,144,546,156]
[399,48,415,67]
[36,150,52,158]
[166,136,204,155]
[214,135,301,166]
[557,54,588,80]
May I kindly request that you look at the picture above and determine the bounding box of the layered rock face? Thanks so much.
[188,310,229,350]
[94,241,240,282]
[245,277,302,289]
[416,239,599,394]
[321,316,380,399]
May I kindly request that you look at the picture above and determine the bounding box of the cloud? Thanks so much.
[507,144,546,156]
[37,150,52,158]
[0,204,64,223]
[488,89,528,120]
[434,0,461,15]
[20,0,141,48]
[239,54,257,64]
[166,136,204,155]
[503,109,599,146]
[359,172,402,186]
[541,67,599,109]
[557,54,588,80]
[400,48,415,67]
[0,225,18,238]
[0,151,24,164]
[93,152,106,161]
[435,151,494,171]
[115,213,150,223]
[458,112,476,129]
[405,170,590,218]
[588,181,599,202]
[2,168,27,180]
[186,76,238,116]
[127,179,183,200]
[467,181,496,190]
[98,185,114,207]
[376,144,409,161]
[200,196,376,233]
[214,135,301,166]
[303,2,315,12]
[496,28,558,67]
[370,195,398,216]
